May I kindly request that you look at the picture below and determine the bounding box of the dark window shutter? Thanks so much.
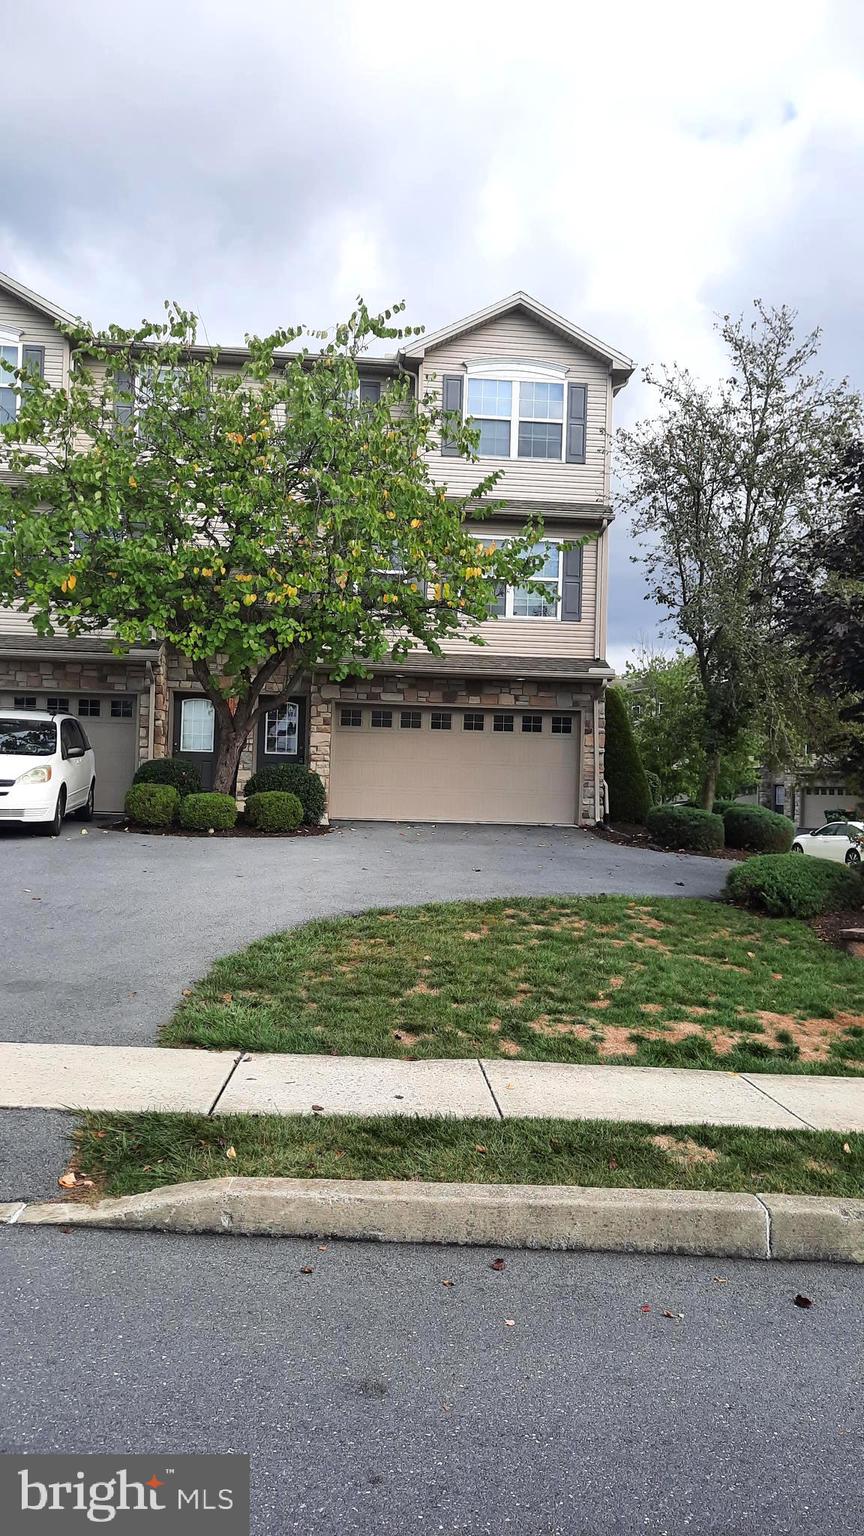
[21,344,45,393]
[561,544,583,621]
[566,383,587,463]
[114,367,135,426]
[441,374,464,456]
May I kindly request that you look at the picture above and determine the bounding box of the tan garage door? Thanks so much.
[1,690,138,813]
[329,706,580,824]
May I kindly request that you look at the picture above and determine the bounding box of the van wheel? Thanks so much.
[38,788,67,837]
[76,782,95,821]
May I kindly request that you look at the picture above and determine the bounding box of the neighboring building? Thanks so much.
[0,274,633,825]
[739,766,859,829]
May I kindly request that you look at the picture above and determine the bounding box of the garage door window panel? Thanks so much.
[111,698,135,719]
[78,697,101,718]
[463,713,484,731]
[400,711,421,730]
[494,713,514,733]
[522,715,543,733]
[371,709,393,728]
[431,712,452,731]
[340,707,363,728]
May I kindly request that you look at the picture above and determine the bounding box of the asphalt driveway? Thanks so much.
[1,820,728,1047]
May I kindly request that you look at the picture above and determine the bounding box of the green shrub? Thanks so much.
[726,853,864,918]
[644,770,661,807]
[604,688,652,824]
[645,802,725,852]
[124,782,179,828]
[243,763,326,825]
[245,791,304,833]
[712,799,734,815]
[825,807,856,823]
[178,792,238,832]
[723,803,794,852]
[133,756,202,798]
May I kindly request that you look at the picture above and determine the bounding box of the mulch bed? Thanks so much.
[105,820,332,839]
[812,909,864,952]
[591,822,749,861]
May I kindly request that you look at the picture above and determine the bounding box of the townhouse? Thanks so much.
[0,273,633,825]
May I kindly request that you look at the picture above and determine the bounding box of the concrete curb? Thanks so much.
[3,1178,863,1262]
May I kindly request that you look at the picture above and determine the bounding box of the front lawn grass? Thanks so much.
[74,1111,864,1200]
[161,896,864,1074]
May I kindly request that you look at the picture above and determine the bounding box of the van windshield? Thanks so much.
[0,719,57,756]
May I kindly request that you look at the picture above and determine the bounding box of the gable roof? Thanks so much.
[0,270,80,329]
[400,291,634,383]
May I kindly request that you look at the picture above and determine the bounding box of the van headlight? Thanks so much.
[16,765,52,784]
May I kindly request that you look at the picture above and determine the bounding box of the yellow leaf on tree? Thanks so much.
[128,475,137,488]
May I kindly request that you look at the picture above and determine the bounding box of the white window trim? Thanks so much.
[465,362,568,463]
[478,535,563,621]
[0,330,23,423]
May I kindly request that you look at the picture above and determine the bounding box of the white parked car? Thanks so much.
[0,710,96,835]
[791,820,864,867]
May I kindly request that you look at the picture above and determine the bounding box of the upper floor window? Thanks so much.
[0,334,45,425]
[446,367,586,463]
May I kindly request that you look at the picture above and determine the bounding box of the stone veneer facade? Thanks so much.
[2,642,605,825]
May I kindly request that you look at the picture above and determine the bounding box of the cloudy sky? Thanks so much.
[3,0,863,671]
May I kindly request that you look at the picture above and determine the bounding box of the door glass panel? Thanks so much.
[264,703,298,755]
[180,697,215,752]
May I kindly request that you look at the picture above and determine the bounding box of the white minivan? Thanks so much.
[0,710,96,835]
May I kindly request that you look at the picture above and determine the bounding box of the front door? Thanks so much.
[173,695,217,790]
[255,698,306,772]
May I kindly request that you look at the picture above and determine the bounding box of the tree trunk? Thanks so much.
[699,751,720,810]
[211,719,251,795]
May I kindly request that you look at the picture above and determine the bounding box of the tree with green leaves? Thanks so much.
[0,300,549,793]
[780,440,864,791]
[617,303,861,808]
[621,649,763,804]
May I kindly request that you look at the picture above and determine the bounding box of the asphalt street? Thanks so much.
[1,1227,861,1534]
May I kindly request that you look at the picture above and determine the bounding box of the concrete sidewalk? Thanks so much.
[2,1042,863,1131]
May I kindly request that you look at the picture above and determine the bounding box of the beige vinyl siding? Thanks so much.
[436,521,600,662]
[421,311,611,505]
[0,293,68,394]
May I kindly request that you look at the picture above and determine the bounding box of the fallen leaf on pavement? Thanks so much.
[504,1319,515,1327]
[794,1294,813,1309]
[317,1244,329,1251]
[58,1170,94,1190]
[311,1104,325,1114]
[299,1266,314,1275]
[662,1310,675,1318]
[640,1304,651,1313]
[441,1279,455,1288]
[713,1276,728,1285]
[489,1257,506,1272]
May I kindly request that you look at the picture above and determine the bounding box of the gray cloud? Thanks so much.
[3,0,863,663]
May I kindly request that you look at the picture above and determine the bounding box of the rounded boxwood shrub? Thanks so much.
[645,802,725,852]
[124,782,179,828]
[723,803,794,852]
[243,763,326,825]
[712,799,734,815]
[245,790,304,833]
[604,688,652,824]
[179,792,238,832]
[726,853,864,918]
[133,756,202,798]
